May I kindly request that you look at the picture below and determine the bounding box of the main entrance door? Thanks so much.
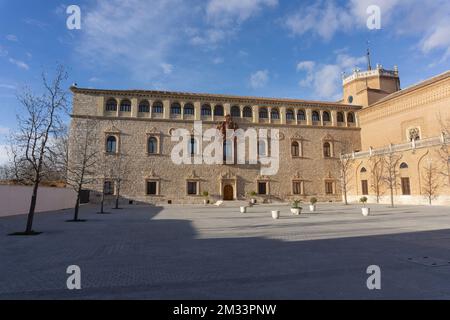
[223,185,234,200]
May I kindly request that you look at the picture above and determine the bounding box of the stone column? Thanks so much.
[131,98,138,118]
[194,101,201,121]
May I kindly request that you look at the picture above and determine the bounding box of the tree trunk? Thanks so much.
[25,179,39,233]
[73,191,81,221]
[390,185,394,208]
[115,182,120,209]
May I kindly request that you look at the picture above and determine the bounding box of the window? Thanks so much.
[360,167,367,173]
[223,140,233,162]
[401,177,411,195]
[271,108,280,120]
[120,99,131,112]
[138,100,150,113]
[297,110,306,121]
[171,102,181,115]
[190,137,198,156]
[337,112,344,122]
[148,137,158,154]
[361,180,369,195]
[312,111,320,122]
[291,141,300,157]
[400,162,409,169]
[104,180,114,195]
[146,181,158,195]
[259,108,268,119]
[286,109,294,121]
[231,106,240,117]
[258,182,267,195]
[293,181,303,195]
[187,181,198,195]
[325,181,334,195]
[243,106,252,118]
[184,103,195,115]
[323,142,331,158]
[323,111,331,122]
[106,136,117,153]
[214,105,224,116]
[408,128,420,141]
[258,140,267,157]
[201,104,212,116]
[152,101,163,114]
[106,98,117,112]
[347,112,355,123]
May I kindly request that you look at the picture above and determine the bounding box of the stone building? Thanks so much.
[69,65,450,205]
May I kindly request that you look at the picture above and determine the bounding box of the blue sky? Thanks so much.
[0,0,449,163]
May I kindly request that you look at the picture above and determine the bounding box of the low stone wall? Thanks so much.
[0,185,77,217]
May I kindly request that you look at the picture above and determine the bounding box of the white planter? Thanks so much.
[309,204,316,212]
[362,207,370,216]
[251,198,256,204]
[203,199,208,205]
[240,206,247,213]
[271,210,280,219]
[290,208,302,215]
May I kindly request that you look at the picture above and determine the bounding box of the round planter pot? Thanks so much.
[203,200,208,205]
[251,198,257,204]
[290,208,301,215]
[362,207,370,216]
[309,204,316,212]
[271,210,280,220]
[240,206,247,213]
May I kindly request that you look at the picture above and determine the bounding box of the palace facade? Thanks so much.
[69,65,450,205]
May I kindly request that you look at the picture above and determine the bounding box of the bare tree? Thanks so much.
[338,141,355,205]
[111,151,130,209]
[421,160,441,205]
[63,119,100,221]
[437,115,450,185]
[369,155,384,203]
[383,148,403,208]
[11,65,68,235]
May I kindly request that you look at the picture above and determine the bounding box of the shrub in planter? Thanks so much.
[309,197,317,212]
[290,200,303,215]
[360,196,370,216]
[202,191,209,205]
[249,191,257,204]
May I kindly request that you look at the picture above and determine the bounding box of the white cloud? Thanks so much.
[0,84,16,90]
[297,53,366,100]
[250,70,269,89]
[212,57,224,64]
[0,126,9,135]
[88,77,101,83]
[0,45,7,57]
[161,63,174,75]
[5,34,18,42]
[8,58,29,70]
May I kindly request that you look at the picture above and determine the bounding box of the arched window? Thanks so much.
[243,106,253,118]
[223,140,233,162]
[184,103,194,115]
[347,112,355,123]
[189,137,198,155]
[360,167,367,173]
[400,162,409,169]
[201,104,212,116]
[258,140,267,156]
[259,108,268,119]
[312,111,320,122]
[120,99,131,112]
[286,109,294,121]
[152,101,163,114]
[231,106,241,117]
[337,112,344,123]
[323,111,331,122]
[291,141,300,157]
[214,105,224,116]
[106,136,117,153]
[323,142,331,158]
[138,100,150,113]
[297,110,306,121]
[106,98,117,112]
[271,108,280,120]
[148,137,158,154]
[171,102,181,115]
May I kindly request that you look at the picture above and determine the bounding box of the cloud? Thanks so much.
[8,58,29,70]
[23,18,48,29]
[297,53,366,100]
[0,84,16,90]
[161,63,174,75]
[250,70,269,89]
[0,126,9,135]
[0,45,7,57]
[5,34,18,42]
[212,57,224,64]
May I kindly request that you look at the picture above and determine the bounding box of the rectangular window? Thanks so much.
[361,180,369,195]
[401,178,411,195]
[293,181,303,195]
[325,181,334,195]
[258,182,267,195]
[146,181,158,195]
[104,180,114,195]
[187,181,198,195]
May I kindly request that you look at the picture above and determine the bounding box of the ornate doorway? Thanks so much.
[223,185,234,201]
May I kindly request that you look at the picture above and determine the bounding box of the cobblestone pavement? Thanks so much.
[1,202,450,299]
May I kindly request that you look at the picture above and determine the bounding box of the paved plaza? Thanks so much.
[1,202,450,299]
